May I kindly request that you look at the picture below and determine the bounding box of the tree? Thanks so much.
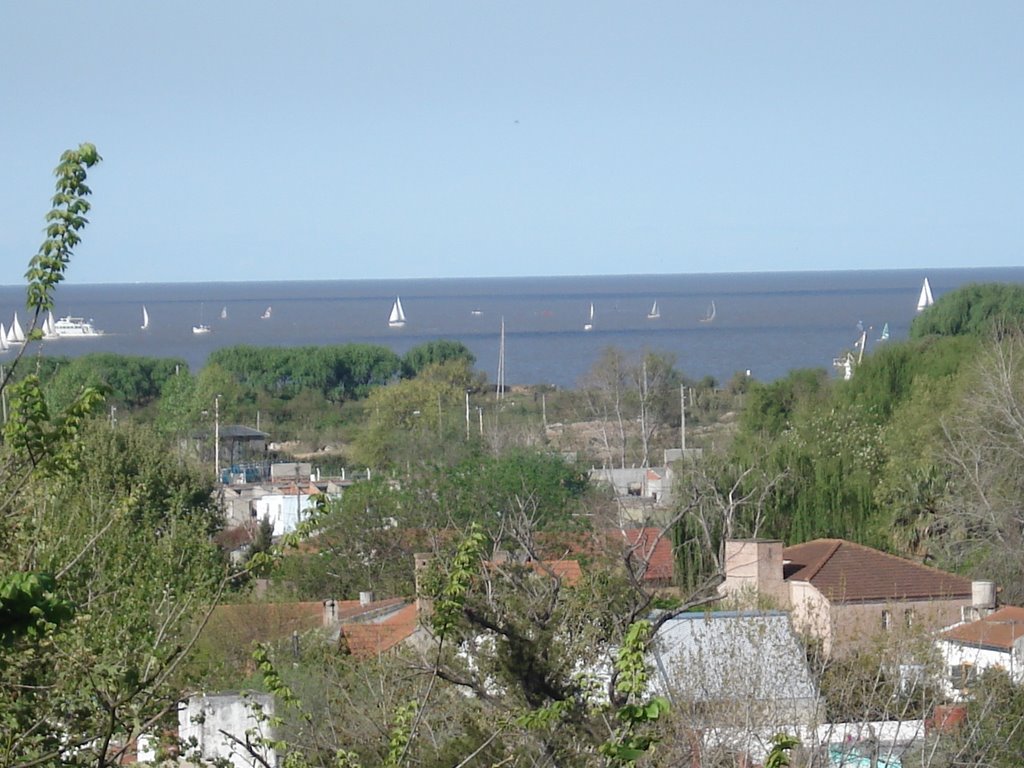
[401,340,476,379]
[930,327,1024,602]
[0,146,238,768]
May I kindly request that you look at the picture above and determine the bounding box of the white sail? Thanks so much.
[141,306,150,330]
[647,300,660,320]
[7,313,25,344]
[261,306,272,320]
[220,306,228,320]
[43,311,57,338]
[584,302,594,331]
[388,297,406,328]
[0,324,8,352]
[878,322,890,342]
[916,278,934,312]
[700,300,716,323]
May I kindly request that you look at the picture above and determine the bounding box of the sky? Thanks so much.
[1,2,1022,285]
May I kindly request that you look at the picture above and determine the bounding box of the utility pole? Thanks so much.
[680,384,686,452]
[465,390,471,440]
[214,394,221,480]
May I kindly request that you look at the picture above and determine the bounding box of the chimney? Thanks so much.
[414,553,435,621]
[323,598,337,627]
[721,539,787,608]
[359,590,375,607]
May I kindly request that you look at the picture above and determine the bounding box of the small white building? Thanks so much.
[937,605,1024,700]
[179,692,275,768]
[253,484,318,537]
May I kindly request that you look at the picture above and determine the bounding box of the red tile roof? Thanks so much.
[339,603,419,658]
[533,527,675,584]
[783,539,972,604]
[206,598,410,649]
[942,606,1024,651]
[615,528,675,583]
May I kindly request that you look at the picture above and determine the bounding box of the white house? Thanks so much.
[937,605,1024,700]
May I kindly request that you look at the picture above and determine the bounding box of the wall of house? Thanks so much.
[938,639,1024,701]
[789,588,968,658]
[178,693,275,768]
[788,581,834,653]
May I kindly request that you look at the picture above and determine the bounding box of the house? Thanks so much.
[937,604,1024,700]
[722,539,975,656]
[589,466,674,523]
[200,595,423,673]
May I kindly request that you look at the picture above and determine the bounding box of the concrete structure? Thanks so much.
[179,692,275,768]
[937,605,1024,700]
[722,539,975,656]
[589,466,674,524]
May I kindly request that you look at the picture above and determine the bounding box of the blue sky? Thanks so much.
[1,3,1021,285]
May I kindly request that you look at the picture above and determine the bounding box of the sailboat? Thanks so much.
[0,324,8,352]
[583,302,594,331]
[261,306,272,320]
[6,313,25,345]
[140,305,150,330]
[916,278,934,312]
[192,305,211,335]
[220,306,228,320]
[388,297,406,328]
[699,301,716,324]
[877,322,890,342]
[43,311,58,339]
[647,300,660,320]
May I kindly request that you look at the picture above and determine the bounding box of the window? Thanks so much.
[950,664,977,691]
[881,610,892,631]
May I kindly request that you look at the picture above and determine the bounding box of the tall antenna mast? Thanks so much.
[496,316,506,400]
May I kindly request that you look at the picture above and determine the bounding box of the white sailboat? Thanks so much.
[647,300,660,320]
[261,306,272,320]
[699,301,716,323]
[583,302,594,331]
[388,297,406,328]
[192,305,211,335]
[7,313,25,344]
[43,311,57,339]
[0,324,8,352]
[220,306,228,320]
[141,305,150,330]
[878,322,890,342]
[916,278,934,312]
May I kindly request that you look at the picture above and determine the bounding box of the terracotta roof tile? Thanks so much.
[339,603,419,658]
[532,527,675,584]
[783,539,972,604]
[617,528,675,583]
[942,606,1024,651]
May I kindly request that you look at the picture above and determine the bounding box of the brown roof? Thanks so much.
[783,539,972,604]
[339,602,419,658]
[534,527,675,584]
[207,597,408,648]
[615,528,675,583]
[942,606,1024,651]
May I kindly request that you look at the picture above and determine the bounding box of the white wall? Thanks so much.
[179,693,276,768]
[253,492,313,536]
